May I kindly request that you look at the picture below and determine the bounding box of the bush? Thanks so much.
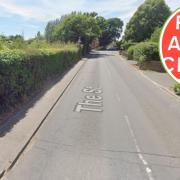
[0,44,82,114]
[174,84,180,95]
[127,45,136,60]
[0,35,26,50]
[150,27,162,43]
[133,42,159,64]
[121,41,137,50]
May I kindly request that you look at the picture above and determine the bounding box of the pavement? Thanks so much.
[125,59,176,94]
[2,51,180,180]
[0,59,85,178]
[141,70,175,91]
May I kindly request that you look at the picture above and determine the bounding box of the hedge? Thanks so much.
[127,45,136,60]
[133,42,159,62]
[121,41,137,50]
[150,27,162,43]
[0,45,82,114]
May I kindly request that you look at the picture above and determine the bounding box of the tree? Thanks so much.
[9,35,24,41]
[36,31,44,40]
[124,0,171,42]
[36,31,41,38]
[98,17,123,47]
[45,12,101,53]
[45,19,62,42]
[45,12,124,52]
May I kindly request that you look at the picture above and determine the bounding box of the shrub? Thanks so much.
[0,35,26,50]
[133,42,159,64]
[127,45,136,60]
[0,44,82,114]
[174,84,180,95]
[150,27,162,43]
[121,41,137,50]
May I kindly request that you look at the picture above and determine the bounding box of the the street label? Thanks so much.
[74,87,103,113]
[160,9,180,83]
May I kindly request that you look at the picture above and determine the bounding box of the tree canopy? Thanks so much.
[45,12,123,52]
[97,17,123,47]
[124,0,171,42]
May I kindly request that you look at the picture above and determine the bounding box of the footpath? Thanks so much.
[0,59,86,178]
[119,54,177,98]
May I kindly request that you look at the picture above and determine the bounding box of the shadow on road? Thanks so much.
[86,51,115,59]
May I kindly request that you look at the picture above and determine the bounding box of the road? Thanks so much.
[4,51,180,180]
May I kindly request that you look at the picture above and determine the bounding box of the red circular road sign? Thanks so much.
[160,8,180,83]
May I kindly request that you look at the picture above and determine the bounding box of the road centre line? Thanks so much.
[124,115,155,180]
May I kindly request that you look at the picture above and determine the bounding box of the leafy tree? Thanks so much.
[106,18,123,41]
[36,31,41,39]
[45,19,62,42]
[35,31,44,41]
[45,12,124,52]
[9,35,24,41]
[124,0,171,42]
[45,12,101,53]
[97,17,123,47]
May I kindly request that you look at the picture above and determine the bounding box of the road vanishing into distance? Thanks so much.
[4,51,180,180]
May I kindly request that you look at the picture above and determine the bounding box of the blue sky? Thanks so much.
[0,0,179,39]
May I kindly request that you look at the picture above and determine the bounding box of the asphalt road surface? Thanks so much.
[4,51,180,180]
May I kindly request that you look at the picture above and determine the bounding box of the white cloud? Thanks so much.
[0,0,143,22]
[0,0,46,20]
[0,0,179,39]
[2,0,177,22]
[0,0,179,23]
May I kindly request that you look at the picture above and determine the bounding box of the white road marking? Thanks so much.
[75,104,103,112]
[124,115,155,180]
[75,87,103,113]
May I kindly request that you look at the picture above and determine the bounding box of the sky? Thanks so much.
[0,0,179,39]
